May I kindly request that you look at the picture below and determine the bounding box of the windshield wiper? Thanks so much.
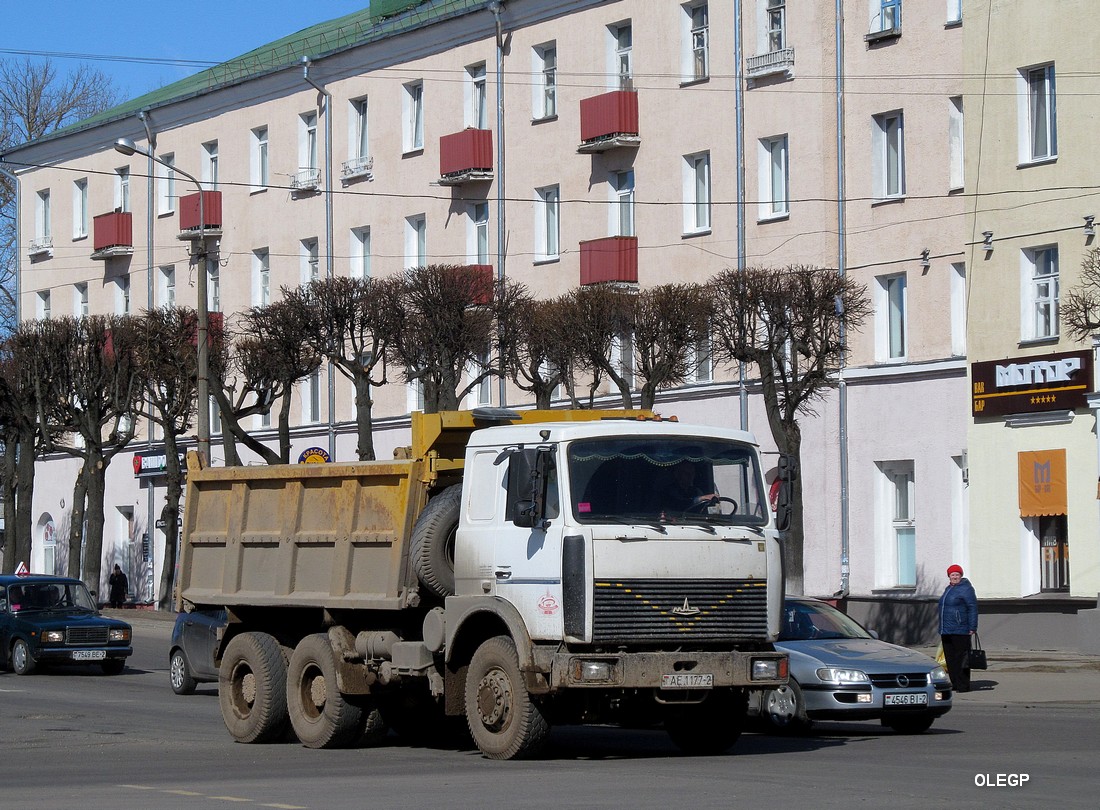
[591,514,668,534]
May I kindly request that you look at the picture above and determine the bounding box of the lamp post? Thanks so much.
[114,137,210,462]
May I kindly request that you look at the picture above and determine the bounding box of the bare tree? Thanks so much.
[709,265,870,595]
[507,296,577,409]
[0,58,117,332]
[557,285,635,408]
[632,283,713,410]
[1063,247,1100,342]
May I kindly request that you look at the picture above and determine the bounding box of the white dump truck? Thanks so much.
[177,408,787,759]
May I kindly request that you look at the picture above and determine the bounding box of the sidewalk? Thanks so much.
[919,647,1100,706]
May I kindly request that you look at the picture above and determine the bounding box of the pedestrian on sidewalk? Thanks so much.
[939,564,978,692]
[108,564,129,609]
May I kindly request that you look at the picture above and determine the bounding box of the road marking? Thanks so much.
[120,785,307,809]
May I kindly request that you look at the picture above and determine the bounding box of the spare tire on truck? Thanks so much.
[410,483,461,600]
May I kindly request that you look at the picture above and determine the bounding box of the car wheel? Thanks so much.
[762,679,811,733]
[12,639,36,676]
[101,658,125,676]
[170,649,197,695]
[885,713,935,734]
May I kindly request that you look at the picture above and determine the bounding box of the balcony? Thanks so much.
[27,236,53,260]
[439,129,493,185]
[341,155,374,183]
[178,191,223,240]
[746,48,795,80]
[579,236,638,286]
[91,212,133,260]
[291,167,322,193]
[578,90,640,153]
[459,264,495,306]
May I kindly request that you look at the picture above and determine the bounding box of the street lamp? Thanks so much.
[114,137,211,462]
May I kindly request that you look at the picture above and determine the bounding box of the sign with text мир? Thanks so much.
[971,349,1093,418]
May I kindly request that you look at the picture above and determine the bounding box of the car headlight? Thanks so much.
[42,630,65,643]
[109,628,131,642]
[930,666,949,682]
[816,667,869,685]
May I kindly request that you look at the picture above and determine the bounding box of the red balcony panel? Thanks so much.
[93,212,133,251]
[579,236,638,285]
[179,191,223,231]
[463,264,495,306]
[580,90,639,143]
[183,310,226,349]
[439,128,494,177]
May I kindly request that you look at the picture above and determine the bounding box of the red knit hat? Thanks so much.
[947,564,963,576]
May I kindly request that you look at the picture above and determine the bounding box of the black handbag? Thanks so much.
[968,634,988,670]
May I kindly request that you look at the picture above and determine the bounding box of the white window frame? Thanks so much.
[350,97,369,160]
[875,272,907,361]
[208,261,221,313]
[535,185,560,262]
[532,43,557,120]
[35,189,51,241]
[36,290,51,320]
[946,0,961,24]
[1018,64,1056,164]
[72,178,88,239]
[252,248,270,306]
[468,202,490,265]
[202,141,218,190]
[1020,246,1059,341]
[682,152,711,234]
[160,266,176,307]
[350,227,371,279]
[405,214,427,269]
[466,347,493,409]
[74,282,89,318]
[681,3,709,83]
[403,81,424,153]
[116,275,131,315]
[609,22,633,90]
[870,0,901,33]
[758,135,789,220]
[872,111,905,201]
[304,369,321,424]
[156,152,176,214]
[611,331,635,389]
[407,376,425,414]
[466,63,488,129]
[115,168,130,213]
[692,334,713,383]
[877,461,916,589]
[250,127,269,190]
[950,262,966,357]
[948,97,964,191]
[766,0,786,51]
[300,238,320,285]
[611,170,635,237]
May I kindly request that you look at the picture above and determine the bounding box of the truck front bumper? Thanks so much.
[528,648,787,694]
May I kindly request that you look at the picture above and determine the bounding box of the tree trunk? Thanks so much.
[68,465,89,582]
[1,441,15,573]
[13,434,35,572]
[158,431,183,610]
[353,373,376,461]
[83,449,108,596]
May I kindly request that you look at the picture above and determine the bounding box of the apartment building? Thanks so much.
[3,0,967,616]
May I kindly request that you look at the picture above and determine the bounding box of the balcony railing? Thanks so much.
[746,48,795,80]
[439,128,494,185]
[178,191,223,237]
[28,236,53,259]
[91,212,133,260]
[578,90,640,153]
[462,264,495,306]
[579,236,638,286]
[341,155,374,182]
[291,167,322,192]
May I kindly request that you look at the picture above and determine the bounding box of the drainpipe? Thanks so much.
[302,57,337,459]
[733,1,748,432]
[139,109,157,605]
[489,1,507,407]
[835,0,850,599]
[0,161,21,326]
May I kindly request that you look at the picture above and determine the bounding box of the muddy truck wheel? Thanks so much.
[219,632,290,743]
[287,634,366,749]
[465,635,550,760]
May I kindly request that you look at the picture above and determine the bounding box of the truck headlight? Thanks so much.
[571,659,614,682]
[42,630,64,643]
[816,667,868,685]
[752,658,783,681]
[109,628,131,643]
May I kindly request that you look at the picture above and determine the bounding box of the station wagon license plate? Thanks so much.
[884,692,927,706]
[72,650,106,661]
[661,673,713,689]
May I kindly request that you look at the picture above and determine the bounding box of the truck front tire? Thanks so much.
[410,483,461,600]
[465,635,550,760]
[287,634,366,749]
[219,632,290,744]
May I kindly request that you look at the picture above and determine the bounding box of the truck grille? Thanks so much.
[592,578,768,644]
[66,627,109,646]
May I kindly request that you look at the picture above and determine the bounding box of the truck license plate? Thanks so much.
[661,673,713,689]
[884,692,926,706]
[72,650,106,661]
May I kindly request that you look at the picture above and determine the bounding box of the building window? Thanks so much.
[948,97,964,191]
[351,98,369,160]
[759,135,789,219]
[115,168,130,213]
[682,3,709,82]
[470,202,490,265]
[72,179,88,238]
[873,0,901,33]
[155,152,176,214]
[683,152,711,233]
[950,262,966,357]
[533,44,557,119]
[37,290,51,320]
[250,127,269,189]
[880,461,916,588]
[406,214,427,269]
[116,275,131,315]
[208,262,221,313]
[35,189,51,241]
[74,283,89,318]
[876,273,907,360]
[467,63,487,129]
[404,81,424,152]
[872,111,905,200]
[305,370,321,424]
[946,0,961,24]
[1020,64,1056,163]
[535,185,560,262]
[202,141,218,190]
[301,238,319,285]
[1037,515,1069,592]
[253,249,270,306]
[160,265,176,307]
[612,170,635,237]
[610,22,633,89]
[767,0,786,51]
[692,335,713,383]
[351,227,371,279]
[468,347,493,408]
[1021,246,1059,341]
[407,375,425,414]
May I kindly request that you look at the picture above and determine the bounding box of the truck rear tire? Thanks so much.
[410,483,461,600]
[287,634,366,749]
[465,635,550,760]
[664,689,746,755]
[219,632,290,744]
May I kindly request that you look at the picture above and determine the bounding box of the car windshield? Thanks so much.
[779,600,872,641]
[567,436,768,527]
[7,581,97,613]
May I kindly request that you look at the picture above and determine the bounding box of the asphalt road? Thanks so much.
[1,616,1096,809]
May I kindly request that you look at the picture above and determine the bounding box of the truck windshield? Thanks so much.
[567,436,768,527]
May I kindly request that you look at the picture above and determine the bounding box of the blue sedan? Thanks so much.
[749,597,953,734]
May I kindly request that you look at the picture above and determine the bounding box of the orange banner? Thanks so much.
[1018,449,1067,517]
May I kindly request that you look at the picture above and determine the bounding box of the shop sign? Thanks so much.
[298,447,331,464]
[133,452,186,477]
[971,349,1092,417]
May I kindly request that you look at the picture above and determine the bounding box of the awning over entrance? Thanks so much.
[1018,449,1067,517]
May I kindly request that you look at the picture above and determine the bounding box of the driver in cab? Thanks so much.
[662,460,716,512]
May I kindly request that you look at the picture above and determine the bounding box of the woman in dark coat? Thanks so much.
[938,564,978,692]
[108,564,129,609]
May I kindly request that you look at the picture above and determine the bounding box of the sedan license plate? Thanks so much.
[72,650,106,661]
[661,673,713,689]
[884,692,927,706]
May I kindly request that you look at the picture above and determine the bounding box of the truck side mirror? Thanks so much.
[775,454,798,532]
[507,447,553,529]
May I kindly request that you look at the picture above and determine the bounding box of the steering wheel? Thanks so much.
[685,496,738,514]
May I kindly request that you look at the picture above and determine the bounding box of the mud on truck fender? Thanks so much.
[411,483,461,600]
